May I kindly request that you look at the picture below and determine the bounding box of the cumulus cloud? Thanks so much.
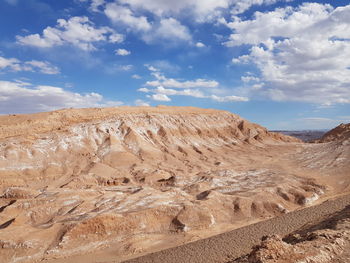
[241,75,260,83]
[0,80,123,114]
[145,70,219,89]
[142,86,206,98]
[0,56,59,74]
[210,94,249,102]
[228,3,350,105]
[145,61,181,73]
[101,1,285,45]
[139,69,248,103]
[0,56,22,71]
[140,85,248,102]
[104,3,151,32]
[76,0,291,48]
[115,48,131,56]
[24,60,60,74]
[145,65,158,72]
[90,0,105,12]
[78,0,105,12]
[132,74,141,79]
[196,42,206,48]
[138,87,150,92]
[17,16,124,51]
[118,64,133,71]
[149,93,171,102]
[118,0,288,21]
[142,18,192,44]
[104,3,191,44]
[146,78,218,89]
[118,0,229,20]
[224,3,333,47]
[230,0,292,15]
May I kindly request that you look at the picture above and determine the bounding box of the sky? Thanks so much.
[0,0,349,130]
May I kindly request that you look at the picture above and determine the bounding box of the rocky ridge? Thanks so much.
[318,123,350,143]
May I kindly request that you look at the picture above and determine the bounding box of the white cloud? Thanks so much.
[140,85,248,102]
[196,42,206,48]
[115,48,131,56]
[150,93,171,102]
[225,3,333,47]
[145,65,158,72]
[104,3,151,32]
[109,33,124,43]
[145,78,218,89]
[0,56,60,75]
[153,86,206,98]
[90,0,105,12]
[119,0,229,19]
[138,87,150,92]
[0,80,123,114]
[118,0,288,21]
[119,64,133,71]
[241,75,260,83]
[134,99,150,106]
[148,60,181,73]
[230,0,292,15]
[132,74,141,79]
[104,4,192,44]
[145,71,219,89]
[17,16,124,51]
[210,94,249,102]
[24,60,60,74]
[228,3,350,105]
[143,18,192,43]
[141,69,248,102]
[78,0,105,12]
[0,56,21,71]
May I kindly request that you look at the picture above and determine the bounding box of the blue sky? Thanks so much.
[0,0,349,130]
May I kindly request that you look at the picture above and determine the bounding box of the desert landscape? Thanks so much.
[0,106,349,263]
[1,0,350,262]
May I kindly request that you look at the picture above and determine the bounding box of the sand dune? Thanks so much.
[0,107,348,263]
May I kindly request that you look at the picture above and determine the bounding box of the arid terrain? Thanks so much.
[0,106,349,263]
[274,130,327,142]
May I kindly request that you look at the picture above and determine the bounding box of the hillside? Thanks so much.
[0,107,348,263]
[318,123,350,143]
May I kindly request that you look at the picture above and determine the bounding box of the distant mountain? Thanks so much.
[271,130,328,142]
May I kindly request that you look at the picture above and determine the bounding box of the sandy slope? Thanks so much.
[0,107,348,263]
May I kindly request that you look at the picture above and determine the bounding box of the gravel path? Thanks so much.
[123,194,350,263]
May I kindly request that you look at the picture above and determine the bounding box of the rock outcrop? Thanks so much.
[318,123,350,143]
